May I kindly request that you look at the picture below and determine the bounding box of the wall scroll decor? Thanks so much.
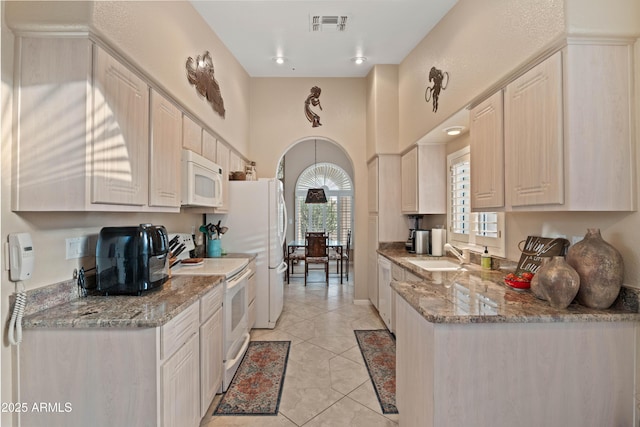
[186,51,226,118]
[304,86,323,127]
[424,66,449,112]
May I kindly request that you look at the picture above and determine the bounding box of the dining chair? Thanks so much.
[285,242,305,284]
[342,230,351,280]
[305,232,329,285]
[329,230,351,282]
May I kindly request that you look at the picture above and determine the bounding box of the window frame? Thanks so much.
[294,163,354,245]
[447,146,505,257]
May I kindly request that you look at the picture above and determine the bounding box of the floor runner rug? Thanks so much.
[214,341,290,416]
[354,329,398,414]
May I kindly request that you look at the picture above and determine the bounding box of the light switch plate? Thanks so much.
[66,237,89,260]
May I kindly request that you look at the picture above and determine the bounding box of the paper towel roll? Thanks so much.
[431,229,446,256]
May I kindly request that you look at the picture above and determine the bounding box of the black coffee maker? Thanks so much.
[405,215,423,253]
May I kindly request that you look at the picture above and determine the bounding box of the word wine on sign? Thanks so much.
[515,236,569,276]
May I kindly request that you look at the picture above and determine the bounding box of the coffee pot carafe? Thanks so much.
[406,215,423,253]
[406,229,416,252]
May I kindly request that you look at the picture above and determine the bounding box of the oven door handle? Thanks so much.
[226,332,251,367]
[226,269,252,291]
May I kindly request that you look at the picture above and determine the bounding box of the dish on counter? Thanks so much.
[504,272,533,290]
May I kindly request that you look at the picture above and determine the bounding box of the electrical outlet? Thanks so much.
[66,237,89,260]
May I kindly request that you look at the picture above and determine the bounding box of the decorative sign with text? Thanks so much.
[515,236,570,276]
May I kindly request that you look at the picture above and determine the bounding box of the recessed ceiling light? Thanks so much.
[443,126,465,136]
[351,57,366,65]
[272,56,287,65]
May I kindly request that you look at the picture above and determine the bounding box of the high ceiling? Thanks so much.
[190,0,459,78]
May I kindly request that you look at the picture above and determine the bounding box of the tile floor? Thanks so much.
[201,264,399,427]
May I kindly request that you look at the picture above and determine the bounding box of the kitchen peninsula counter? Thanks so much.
[21,274,224,329]
[378,247,640,324]
[379,247,639,427]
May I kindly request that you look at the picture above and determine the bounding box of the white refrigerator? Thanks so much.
[208,178,287,328]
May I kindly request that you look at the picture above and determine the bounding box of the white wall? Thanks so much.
[249,77,368,299]
[398,0,566,152]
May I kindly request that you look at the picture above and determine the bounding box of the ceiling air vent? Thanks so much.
[310,15,348,32]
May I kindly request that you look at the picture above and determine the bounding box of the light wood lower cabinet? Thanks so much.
[20,290,224,427]
[162,333,200,427]
[367,215,379,308]
[377,255,392,331]
[199,307,223,418]
[395,294,636,427]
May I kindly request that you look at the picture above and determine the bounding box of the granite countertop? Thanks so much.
[379,247,640,325]
[22,274,224,329]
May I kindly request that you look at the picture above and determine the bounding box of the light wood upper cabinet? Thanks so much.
[505,51,564,208]
[502,42,635,211]
[216,141,230,212]
[401,147,418,213]
[401,144,446,214]
[150,90,182,208]
[470,90,505,210]
[560,41,634,211]
[202,130,217,162]
[229,150,245,174]
[13,36,180,212]
[182,115,203,154]
[92,45,149,206]
[370,155,406,241]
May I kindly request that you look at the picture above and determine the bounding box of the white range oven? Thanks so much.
[221,265,252,390]
[171,256,253,391]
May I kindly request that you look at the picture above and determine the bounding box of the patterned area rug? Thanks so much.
[214,341,290,416]
[354,329,398,414]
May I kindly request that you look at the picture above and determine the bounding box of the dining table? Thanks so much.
[287,239,345,284]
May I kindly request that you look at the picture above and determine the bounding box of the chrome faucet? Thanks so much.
[444,243,470,265]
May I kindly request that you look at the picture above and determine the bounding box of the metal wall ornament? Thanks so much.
[186,51,226,118]
[425,66,449,113]
[304,86,323,127]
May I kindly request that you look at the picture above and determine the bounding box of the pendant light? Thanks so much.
[305,139,327,204]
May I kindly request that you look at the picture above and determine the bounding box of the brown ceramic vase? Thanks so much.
[566,228,624,309]
[529,257,550,301]
[537,256,580,309]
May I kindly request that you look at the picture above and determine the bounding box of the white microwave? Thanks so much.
[181,149,224,207]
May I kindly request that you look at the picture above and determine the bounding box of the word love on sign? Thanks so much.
[515,236,570,276]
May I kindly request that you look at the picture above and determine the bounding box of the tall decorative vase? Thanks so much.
[566,228,624,309]
[537,256,580,309]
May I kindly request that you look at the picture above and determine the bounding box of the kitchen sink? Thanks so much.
[405,259,466,271]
